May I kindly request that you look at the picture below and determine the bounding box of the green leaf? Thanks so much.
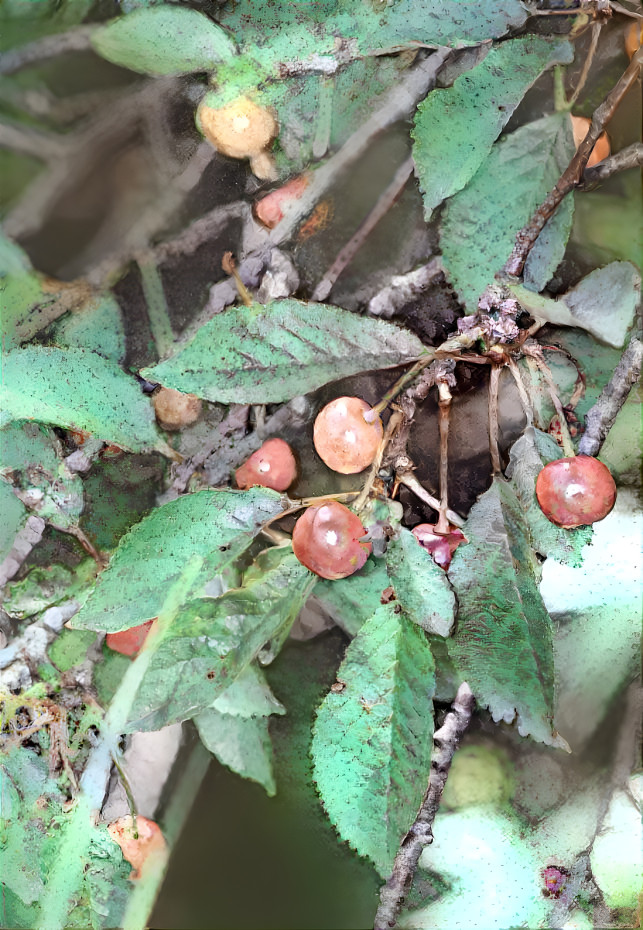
[385,527,456,637]
[0,269,49,350]
[0,346,167,454]
[312,603,435,876]
[140,299,427,404]
[506,427,592,565]
[0,421,84,530]
[313,557,391,638]
[523,195,574,292]
[509,261,640,348]
[125,547,316,730]
[48,629,97,672]
[212,663,285,718]
[72,487,285,633]
[447,478,565,748]
[441,112,576,312]
[0,231,32,273]
[0,479,27,563]
[195,709,277,795]
[4,559,95,620]
[413,37,572,220]
[91,5,236,76]
[49,293,126,362]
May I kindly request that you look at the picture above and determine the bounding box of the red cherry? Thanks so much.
[535,455,616,529]
[235,438,297,492]
[412,523,467,569]
[106,620,155,657]
[292,502,372,580]
[313,396,383,474]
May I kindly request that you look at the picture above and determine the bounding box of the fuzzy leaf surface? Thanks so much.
[49,293,126,362]
[385,528,456,637]
[212,663,285,718]
[441,112,575,312]
[125,547,316,730]
[0,346,165,453]
[72,488,284,633]
[506,427,592,565]
[313,557,391,638]
[447,478,565,748]
[140,300,426,404]
[312,603,435,875]
[413,37,572,219]
[91,5,236,76]
[523,196,575,293]
[195,709,277,795]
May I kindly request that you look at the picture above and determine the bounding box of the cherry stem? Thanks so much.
[488,364,502,475]
[367,357,435,421]
[260,491,360,531]
[352,411,403,513]
[222,251,253,307]
[111,752,139,839]
[435,381,452,535]
[524,345,576,458]
[506,356,534,427]
[567,20,602,108]
[395,467,465,528]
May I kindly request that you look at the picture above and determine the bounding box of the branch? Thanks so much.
[0,25,96,76]
[503,45,643,278]
[579,141,643,186]
[374,682,476,930]
[577,335,642,456]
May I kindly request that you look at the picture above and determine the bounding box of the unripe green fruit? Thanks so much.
[441,744,514,810]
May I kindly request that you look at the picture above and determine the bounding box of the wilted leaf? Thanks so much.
[125,547,315,730]
[91,5,236,76]
[413,37,572,220]
[506,427,592,565]
[312,602,435,876]
[447,478,565,748]
[0,346,166,454]
[441,112,575,312]
[72,487,285,633]
[508,261,640,348]
[385,528,456,636]
[140,299,427,404]
[212,663,285,718]
[195,709,277,795]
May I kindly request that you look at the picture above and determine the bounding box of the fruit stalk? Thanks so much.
[578,335,643,457]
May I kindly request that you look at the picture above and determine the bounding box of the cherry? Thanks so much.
[291,501,372,580]
[107,815,167,880]
[153,386,202,431]
[235,438,297,492]
[412,523,467,570]
[313,396,383,474]
[106,620,155,657]
[536,455,616,529]
[570,115,610,168]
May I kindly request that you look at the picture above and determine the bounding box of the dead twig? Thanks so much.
[373,682,476,930]
[579,142,643,187]
[0,25,96,76]
[503,45,643,278]
[577,335,643,456]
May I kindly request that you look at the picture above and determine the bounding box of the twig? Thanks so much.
[395,469,465,528]
[312,156,415,301]
[137,253,175,359]
[523,344,577,457]
[370,357,435,420]
[0,25,96,76]
[503,46,643,278]
[579,142,643,186]
[577,336,643,456]
[0,122,68,161]
[111,753,139,837]
[568,21,603,107]
[352,411,403,513]
[268,48,452,246]
[488,364,502,474]
[374,682,476,930]
[367,257,444,319]
[506,356,534,427]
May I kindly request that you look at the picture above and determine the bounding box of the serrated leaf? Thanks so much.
[91,5,236,76]
[125,547,316,730]
[509,261,640,348]
[0,346,167,454]
[312,602,435,876]
[413,37,572,220]
[313,557,391,638]
[49,293,126,362]
[441,113,576,312]
[72,487,285,633]
[447,478,565,748]
[195,708,277,795]
[212,663,285,718]
[506,427,592,565]
[385,527,456,637]
[140,299,426,404]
